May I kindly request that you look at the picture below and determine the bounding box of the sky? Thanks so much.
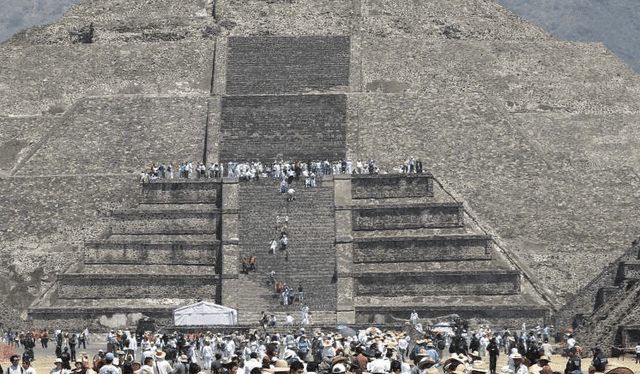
[0,0,639,74]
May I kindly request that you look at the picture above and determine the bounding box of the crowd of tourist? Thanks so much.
[2,322,621,374]
[140,158,426,184]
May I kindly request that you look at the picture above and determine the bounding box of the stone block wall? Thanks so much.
[219,95,347,163]
[57,274,218,299]
[110,211,219,235]
[354,271,520,296]
[225,36,350,95]
[351,203,463,230]
[616,262,640,284]
[595,286,620,310]
[352,236,492,263]
[84,242,219,266]
[351,173,434,199]
[141,181,222,205]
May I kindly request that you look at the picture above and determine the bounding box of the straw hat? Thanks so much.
[154,349,166,359]
[471,361,488,373]
[538,356,551,363]
[323,339,333,347]
[332,364,346,374]
[332,356,348,366]
[419,357,435,366]
[272,360,290,373]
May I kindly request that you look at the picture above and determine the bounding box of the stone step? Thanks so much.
[237,310,337,326]
[81,264,217,275]
[351,203,464,231]
[105,234,219,242]
[134,204,220,212]
[56,274,218,299]
[84,241,219,265]
[141,180,221,205]
[615,261,640,285]
[349,173,435,200]
[352,270,520,296]
[352,235,492,263]
[109,210,218,234]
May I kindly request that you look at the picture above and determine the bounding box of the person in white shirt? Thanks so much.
[566,335,576,349]
[22,360,35,374]
[201,340,214,371]
[152,350,172,374]
[244,352,261,374]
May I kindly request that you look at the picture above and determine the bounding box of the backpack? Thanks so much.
[593,355,608,372]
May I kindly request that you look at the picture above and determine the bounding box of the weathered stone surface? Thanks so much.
[0,44,214,116]
[352,236,491,263]
[351,204,463,231]
[57,274,218,299]
[84,241,220,265]
[226,36,350,95]
[2,0,639,327]
[142,181,221,205]
[354,271,520,296]
[351,173,434,199]
[219,95,347,163]
[15,97,208,175]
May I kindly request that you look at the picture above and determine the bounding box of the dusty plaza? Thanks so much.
[2,0,640,371]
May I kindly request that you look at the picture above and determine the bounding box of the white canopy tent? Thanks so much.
[173,302,238,326]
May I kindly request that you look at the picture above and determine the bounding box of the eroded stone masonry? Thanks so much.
[1,0,639,329]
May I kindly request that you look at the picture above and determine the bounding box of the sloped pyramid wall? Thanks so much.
[0,0,639,327]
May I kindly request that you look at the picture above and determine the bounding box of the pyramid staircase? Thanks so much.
[335,173,549,325]
[232,177,338,325]
[28,180,222,327]
[575,238,640,348]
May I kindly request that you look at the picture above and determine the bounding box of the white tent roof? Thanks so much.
[174,301,238,326]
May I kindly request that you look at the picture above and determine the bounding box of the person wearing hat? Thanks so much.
[471,361,489,374]
[369,363,388,374]
[413,356,437,374]
[154,349,173,374]
[442,354,464,374]
[411,341,428,365]
[322,339,335,360]
[267,360,289,374]
[51,358,66,374]
[530,356,551,374]
[99,353,119,374]
[172,355,188,374]
[71,359,85,374]
[512,354,527,374]
[331,364,346,374]
[138,357,155,374]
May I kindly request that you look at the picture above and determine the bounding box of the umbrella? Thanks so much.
[336,325,357,337]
